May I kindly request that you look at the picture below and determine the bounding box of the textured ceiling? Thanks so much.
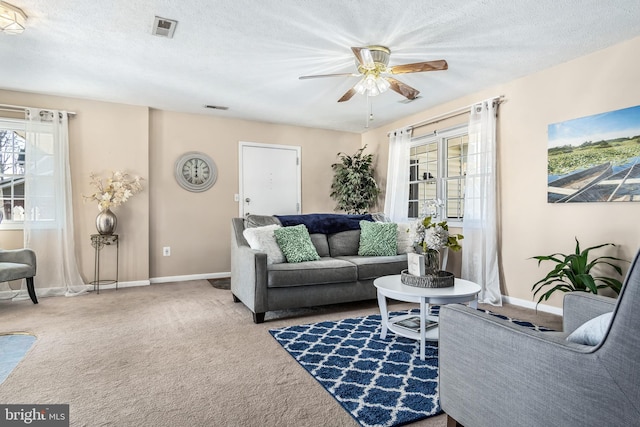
[2,0,640,133]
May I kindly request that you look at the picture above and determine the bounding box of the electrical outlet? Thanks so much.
[163,246,171,257]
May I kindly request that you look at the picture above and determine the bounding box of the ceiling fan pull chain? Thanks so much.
[365,95,370,128]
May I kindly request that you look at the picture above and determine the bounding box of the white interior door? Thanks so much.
[239,142,301,217]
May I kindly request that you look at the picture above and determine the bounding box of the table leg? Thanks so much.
[420,297,426,361]
[115,238,119,291]
[470,295,478,309]
[377,291,388,340]
[94,243,100,294]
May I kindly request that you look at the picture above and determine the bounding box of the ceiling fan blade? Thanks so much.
[337,87,357,103]
[386,77,420,100]
[351,47,375,69]
[390,60,448,74]
[299,72,359,80]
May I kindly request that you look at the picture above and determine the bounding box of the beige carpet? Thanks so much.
[0,281,562,426]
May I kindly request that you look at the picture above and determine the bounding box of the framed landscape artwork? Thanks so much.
[547,104,640,203]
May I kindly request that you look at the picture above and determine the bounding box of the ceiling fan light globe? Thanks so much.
[364,75,377,90]
[376,78,391,93]
[354,80,367,95]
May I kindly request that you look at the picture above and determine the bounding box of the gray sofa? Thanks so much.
[438,249,640,427]
[231,214,409,323]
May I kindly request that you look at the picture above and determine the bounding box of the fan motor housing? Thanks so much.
[367,45,390,66]
[356,45,391,75]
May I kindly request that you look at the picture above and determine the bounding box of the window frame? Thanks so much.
[408,123,468,227]
[0,117,26,230]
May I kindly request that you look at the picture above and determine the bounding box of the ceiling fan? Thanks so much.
[299,45,448,102]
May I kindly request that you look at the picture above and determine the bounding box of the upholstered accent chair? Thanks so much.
[0,248,38,304]
[438,248,640,427]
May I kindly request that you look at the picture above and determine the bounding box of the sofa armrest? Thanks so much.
[439,304,609,427]
[230,218,269,315]
[563,292,617,333]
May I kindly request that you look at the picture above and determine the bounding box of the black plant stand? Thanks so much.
[90,234,119,294]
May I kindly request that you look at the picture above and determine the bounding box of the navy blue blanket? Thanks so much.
[275,213,373,234]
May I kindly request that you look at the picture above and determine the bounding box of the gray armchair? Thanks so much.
[438,249,640,427]
[0,248,38,304]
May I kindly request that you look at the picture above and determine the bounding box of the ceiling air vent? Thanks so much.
[205,105,229,110]
[152,16,177,38]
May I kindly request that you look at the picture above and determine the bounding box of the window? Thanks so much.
[0,118,26,227]
[408,125,468,223]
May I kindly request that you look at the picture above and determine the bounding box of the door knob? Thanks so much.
[245,198,251,203]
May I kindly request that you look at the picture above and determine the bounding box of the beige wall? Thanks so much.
[0,90,150,285]
[363,35,640,308]
[148,110,361,278]
[3,34,639,307]
[0,92,360,285]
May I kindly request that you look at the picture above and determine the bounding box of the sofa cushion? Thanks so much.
[328,230,361,257]
[566,312,613,346]
[370,212,391,222]
[274,224,321,263]
[245,214,281,228]
[336,255,408,280]
[358,220,398,256]
[242,224,285,264]
[310,234,330,257]
[267,257,358,288]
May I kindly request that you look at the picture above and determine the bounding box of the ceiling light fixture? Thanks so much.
[354,73,391,97]
[352,47,392,97]
[0,1,27,35]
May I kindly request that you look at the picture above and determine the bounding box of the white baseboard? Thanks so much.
[149,272,230,284]
[2,275,562,316]
[92,280,150,291]
[0,281,151,298]
[0,274,230,299]
[502,295,563,316]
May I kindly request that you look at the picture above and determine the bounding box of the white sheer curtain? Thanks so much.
[23,108,87,297]
[384,127,412,222]
[462,100,501,305]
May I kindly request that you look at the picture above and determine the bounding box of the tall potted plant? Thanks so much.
[330,145,379,214]
[531,238,628,304]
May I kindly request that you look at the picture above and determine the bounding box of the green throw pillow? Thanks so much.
[358,220,398,256]
[274,224,321,263]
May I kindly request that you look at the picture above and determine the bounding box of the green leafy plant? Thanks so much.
[330,145,379,214]
[531,238,627,304]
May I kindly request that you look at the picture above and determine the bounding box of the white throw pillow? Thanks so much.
[396,222,416,254]
[242,224,285,264]
[566,312,613,346]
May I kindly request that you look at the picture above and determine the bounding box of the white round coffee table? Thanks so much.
[373,275,481,360]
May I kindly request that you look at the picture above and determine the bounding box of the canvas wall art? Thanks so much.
[547,105,640,203]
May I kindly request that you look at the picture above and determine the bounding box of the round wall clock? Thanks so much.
[174,151,217,192]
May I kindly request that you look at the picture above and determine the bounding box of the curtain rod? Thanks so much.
[387,95,503,136]
[0,103,76,117]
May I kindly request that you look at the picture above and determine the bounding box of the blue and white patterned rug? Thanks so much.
[269,308,551,427]
[0,333,36,385]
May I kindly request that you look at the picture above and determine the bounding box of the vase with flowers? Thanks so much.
[84,171,144,235]
[414,216,464,274]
